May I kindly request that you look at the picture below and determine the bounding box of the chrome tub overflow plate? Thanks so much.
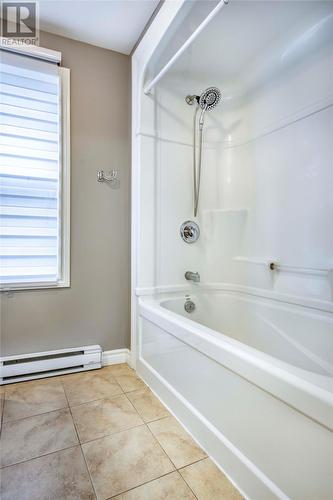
[184,295,195,313]
[180,221,200,243]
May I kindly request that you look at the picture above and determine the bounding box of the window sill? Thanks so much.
[0,279,70,292]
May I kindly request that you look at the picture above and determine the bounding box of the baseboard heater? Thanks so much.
[0,345,102,384]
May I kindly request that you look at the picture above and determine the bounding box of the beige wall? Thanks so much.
[0,32,131,356]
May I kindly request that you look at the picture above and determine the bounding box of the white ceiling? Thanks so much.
[38,0,160,55]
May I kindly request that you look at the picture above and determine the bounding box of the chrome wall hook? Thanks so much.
[97,169,120,188]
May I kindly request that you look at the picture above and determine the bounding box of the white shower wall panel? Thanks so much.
[204,104,333,301]
[156,140,219,286]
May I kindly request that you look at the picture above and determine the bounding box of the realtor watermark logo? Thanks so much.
[1,1,39,45]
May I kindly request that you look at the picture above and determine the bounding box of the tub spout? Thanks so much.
[185,271,200,283]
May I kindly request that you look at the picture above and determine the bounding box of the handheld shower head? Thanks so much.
[199,87,221,110]
[198,87,221,129]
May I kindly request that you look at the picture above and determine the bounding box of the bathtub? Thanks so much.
[136,289,333,500]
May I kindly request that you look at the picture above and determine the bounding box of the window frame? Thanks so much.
[0,61,71,291]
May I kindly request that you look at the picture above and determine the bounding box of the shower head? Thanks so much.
[199,87,221,111]
[197,87,221,130]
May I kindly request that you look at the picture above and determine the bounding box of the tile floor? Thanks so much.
[0,364,243,500]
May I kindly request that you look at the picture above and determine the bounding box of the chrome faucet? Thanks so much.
[185,271,200,283]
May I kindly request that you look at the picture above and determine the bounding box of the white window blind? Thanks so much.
[0,50,63,287]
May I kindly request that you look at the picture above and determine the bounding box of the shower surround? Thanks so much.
[131,1,333,499]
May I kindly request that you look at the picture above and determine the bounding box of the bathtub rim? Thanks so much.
[138,290,333,430]
[157,290,333,384]
[160,290,333,377]
[135,281,333,314]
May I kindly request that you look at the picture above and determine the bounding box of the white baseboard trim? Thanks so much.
[102,348,131,366]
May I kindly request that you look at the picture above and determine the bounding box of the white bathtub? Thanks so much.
[137,290,333,500]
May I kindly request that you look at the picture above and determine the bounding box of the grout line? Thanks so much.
[121,387,146,394]
[178,456,209,472]
[146,420,209,473]
[109,378,146,394]
[78,422,147,446]
[1,405,69,425]
[123,392,171,425]
[144,413,208,472]
[103,457,203,499]
[66,392,124,409]
[123,390,155,426]
[69,392,125,409]
[106,470,193,500]
[123,391,180,472]
[178,467,201,500]
[0,444,79,470]
[142,413,172,425]
[0,403,70,426]
[145,418,179,471]
[77,446,98,500]
[176,469,200,500]
[60,378,98,500]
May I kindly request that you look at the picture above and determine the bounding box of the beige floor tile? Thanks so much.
[102,364,132,377]
[148,416,207,469]
[180,458,243,500]
[82,425,174,499]
[126,388,169,423]
[0,408,78,467]
[71,394,144,443]
[3,378,68,422]
[113,372,146,393]
[113,471,196,500]
[0,446,95,500]
[102,365,146,393]
[62,369,122,406]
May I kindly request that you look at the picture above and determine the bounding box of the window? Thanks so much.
[0,49,70,290]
